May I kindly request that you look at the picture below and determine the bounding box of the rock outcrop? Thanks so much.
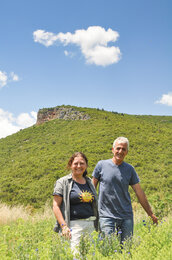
[36,106,90,125]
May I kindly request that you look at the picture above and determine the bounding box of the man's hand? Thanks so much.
[150,213,158,224]
[132,183,158,225]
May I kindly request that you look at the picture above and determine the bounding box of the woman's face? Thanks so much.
[71,156,87,177]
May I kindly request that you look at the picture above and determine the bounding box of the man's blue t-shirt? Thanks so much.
[92,159,140,219]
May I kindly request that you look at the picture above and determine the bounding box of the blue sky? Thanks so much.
[0,0,172,138]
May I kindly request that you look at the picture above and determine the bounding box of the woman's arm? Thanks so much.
[53,195,71,239]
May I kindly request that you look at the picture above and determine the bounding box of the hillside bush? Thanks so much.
[0,106,171,216]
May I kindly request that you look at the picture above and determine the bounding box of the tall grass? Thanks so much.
[0,203,171,259]
[1,201,168,225]
[0,202,54,225]
[0,201,148,225]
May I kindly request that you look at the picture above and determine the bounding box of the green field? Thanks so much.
[0,205,171,260]
[0,105,172,259]
[0,105,171,216]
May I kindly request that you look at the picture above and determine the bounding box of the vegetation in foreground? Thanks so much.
[0,203,172,260]
[0,105,172,259]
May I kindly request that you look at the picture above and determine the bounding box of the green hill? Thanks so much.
[0,105,171,216]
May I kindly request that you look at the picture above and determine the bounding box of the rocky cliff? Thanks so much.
[36,106,90,125]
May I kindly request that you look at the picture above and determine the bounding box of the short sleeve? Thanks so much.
[129,166,140,185]
[92,161,102,180]
[53,179,64,196]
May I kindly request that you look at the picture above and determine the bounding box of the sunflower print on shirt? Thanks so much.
[79,190,94,203]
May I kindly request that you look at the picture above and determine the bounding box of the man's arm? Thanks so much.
[92,177,99,188]
[131,183,158,224]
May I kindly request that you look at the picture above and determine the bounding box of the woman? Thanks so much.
[53,152,98,254]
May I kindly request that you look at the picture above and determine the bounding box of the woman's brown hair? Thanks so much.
[67,152,88,176]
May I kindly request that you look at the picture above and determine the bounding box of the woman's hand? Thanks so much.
[53,196,72,239]
[61,225,72,239]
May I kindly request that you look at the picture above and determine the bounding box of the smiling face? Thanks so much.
[71,156,87,177]
[112,141,128,165]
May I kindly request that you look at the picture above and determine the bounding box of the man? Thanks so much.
[92,137,158,243]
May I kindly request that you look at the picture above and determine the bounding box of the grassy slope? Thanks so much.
[0,106,171,214]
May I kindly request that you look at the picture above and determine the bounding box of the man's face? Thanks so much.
[112,142,128,165]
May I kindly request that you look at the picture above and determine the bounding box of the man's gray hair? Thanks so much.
[113,137,129,150]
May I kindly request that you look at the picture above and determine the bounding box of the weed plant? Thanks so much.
[0,214,171,259]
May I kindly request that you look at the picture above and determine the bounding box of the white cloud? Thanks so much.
[10,72,19,81]
[155,93,172,106]
[0,71,8,88]
[0,109,37,139]
[64,50,69,56]
[33,30,59,47]
[0,70,19,88]
[64,50,75,58]
[33,26,121,66]
[16,112,37,128]
[31,111,37,119]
